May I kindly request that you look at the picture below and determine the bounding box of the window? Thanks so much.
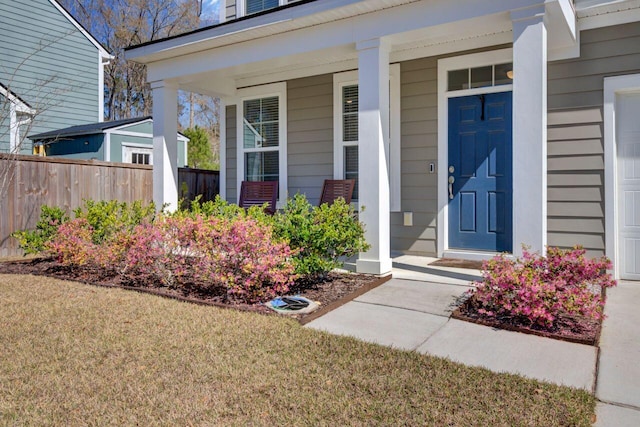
[243,96,279,182]
[246,0,278,15]
[447,63,513,91]
[240,0,288,16]
[132,152,150,165]
[122,145,153,165]
[333,65,401,210]
[340,84,359,199]
[236,82,287,207]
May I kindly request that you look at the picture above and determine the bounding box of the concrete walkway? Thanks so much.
[594,282,640,426]
[306,256,640,425]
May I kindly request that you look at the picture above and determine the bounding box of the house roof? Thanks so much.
[30,116,152,140]
[49,0,112,59]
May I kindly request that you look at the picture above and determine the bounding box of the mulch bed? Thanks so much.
[452,294,602,346]
[0,257,389,324]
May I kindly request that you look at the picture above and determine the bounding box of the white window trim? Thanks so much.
[236,82,287,208]
[237,0,287,18]
[604,73,640,280]
[333,64,401,211]
[437,48,513,259]
[219,99,227,200]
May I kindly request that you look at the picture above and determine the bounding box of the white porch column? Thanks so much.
[511,7,548,256]
[151,80,179,211]
[356,38,392,275]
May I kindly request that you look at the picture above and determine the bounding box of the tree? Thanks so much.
[60,0,203,120]
[183,126,217,170]
[61,0,221,166]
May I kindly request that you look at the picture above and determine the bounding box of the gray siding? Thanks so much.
[287,74,333,205]
[547,22,640,257]
[226,105,237,203]
[0,0,101,154]
[392,58,438,254]
[225,0,237,21]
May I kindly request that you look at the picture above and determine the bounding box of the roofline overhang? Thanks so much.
[49,0,113,58]
[126,0,579,73]
[0,83,36,114]
[125,0,420,64]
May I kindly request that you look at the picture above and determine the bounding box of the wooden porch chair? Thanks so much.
[239,180,278,215]
[318,179,356,206]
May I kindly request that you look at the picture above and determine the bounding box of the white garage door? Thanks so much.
[618,92,640,280]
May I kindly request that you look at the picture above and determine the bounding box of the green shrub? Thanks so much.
[12,205,69,254]
[73,199,156,244]
[178,193,369,278]
[179,195,274,226]
[273,194,369,277]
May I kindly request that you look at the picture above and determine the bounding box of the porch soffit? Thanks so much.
[126,0,420,63]
[132,0,579,96]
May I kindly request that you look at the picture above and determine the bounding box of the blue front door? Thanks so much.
[448,92,512,252]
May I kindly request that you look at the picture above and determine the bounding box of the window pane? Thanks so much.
[343,85,358,142]
[448,69,468,91]
[261,96,279,122]
[131,152,150,165]
[245,151,279,182]
[243,120,262,148]
[343,85,358,113]
[470,66,492,89]
[494,63,513,86]
[344,145,358,200]
[261,122,279,147]
[246,0,278,14]
[244,99,261,123]
[243,96,279,149]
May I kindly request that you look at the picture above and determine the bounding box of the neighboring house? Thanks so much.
[30,117,189,167]
[0,0,111,154]
[126,0,640,280]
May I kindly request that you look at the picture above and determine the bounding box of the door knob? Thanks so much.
[448,176,455,199]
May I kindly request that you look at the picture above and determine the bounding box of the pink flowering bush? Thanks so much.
[50,213,297,303]
[47,218,97,266]
[472,246,616,328]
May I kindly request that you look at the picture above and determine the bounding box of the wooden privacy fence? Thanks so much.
[0,155,219,258]
[179,167,220,205]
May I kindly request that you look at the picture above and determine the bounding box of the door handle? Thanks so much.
[448,176,455,199]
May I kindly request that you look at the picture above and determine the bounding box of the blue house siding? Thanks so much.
[46,134,104,160]
[40,119,187,167]
[0,0,103,154]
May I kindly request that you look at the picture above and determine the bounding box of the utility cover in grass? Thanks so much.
[267,296,319,315]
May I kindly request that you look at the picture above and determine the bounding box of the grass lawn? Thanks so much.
[0,274,595,426]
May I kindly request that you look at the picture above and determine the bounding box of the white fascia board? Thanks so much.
[578,1,640,30]
[105,118,153,133]
[48,0,112,59]
[0,85,35,115]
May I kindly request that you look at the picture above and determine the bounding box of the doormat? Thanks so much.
[429,258,484,270]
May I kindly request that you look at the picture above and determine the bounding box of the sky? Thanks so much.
[201,0,221,25]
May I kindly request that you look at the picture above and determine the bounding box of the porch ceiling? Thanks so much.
[126,0,576,97]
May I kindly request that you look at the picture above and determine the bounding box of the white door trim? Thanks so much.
[604,73,640,280]
[437,48,513,259]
